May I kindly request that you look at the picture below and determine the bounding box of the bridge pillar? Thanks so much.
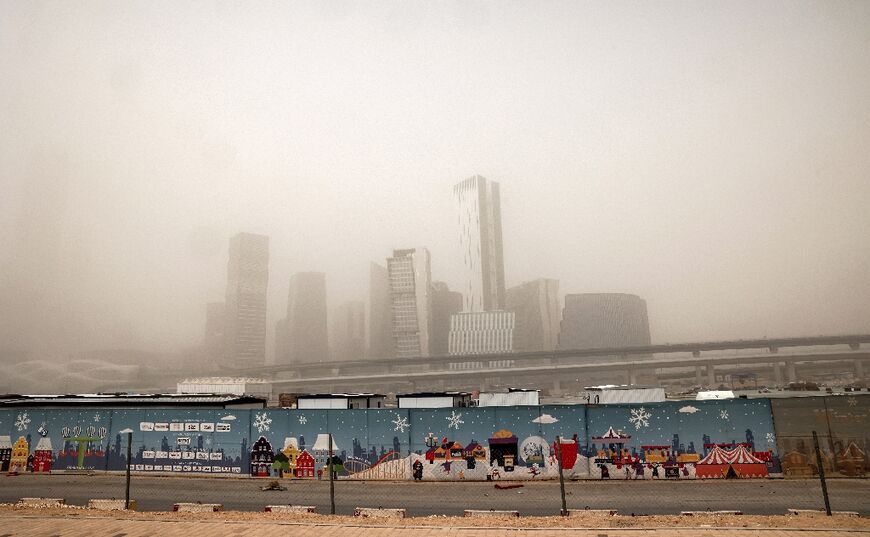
[772,362,783,386]
[855,360,864,380]
[627,369,638,386]
[786,362,797,383]
[551,379,562,396]
[706,363,715,387]
[695,366,703,386]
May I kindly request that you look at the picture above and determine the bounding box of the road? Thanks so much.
[2,475,867,517]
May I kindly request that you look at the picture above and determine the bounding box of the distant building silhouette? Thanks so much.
[365,262,394,360]
[430,281,462,356]
[453,175,505,312]
[450,175,514,354]
[224,233,269,365]
[387,248,432,358]
[331,301,365,362]
[276,272,328,364]
[448,310,515,355]
[559,293,650,350]
[505,278,560,352]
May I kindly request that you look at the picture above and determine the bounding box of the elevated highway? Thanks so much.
[226,334,870,394]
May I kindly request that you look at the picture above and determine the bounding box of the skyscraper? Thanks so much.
[365,262,394,360]
[558,293,651,350]
[223,232,269,365]
[430,281,462,356]
[275,272,328,364]
[331,301,365,362]
[449,175,514,355]
[453,175,505,312]
[505,278,560,352]
[387,248,432,358]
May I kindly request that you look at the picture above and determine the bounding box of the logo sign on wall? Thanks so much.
[185,423,200,432]
[154,423,169,432]
[177,437,191,446]
[216,423,231,432]
[170,423,184,432]
[200,423,215,432]
[139,422,154,432]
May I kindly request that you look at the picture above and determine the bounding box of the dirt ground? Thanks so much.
[0,504,866,530]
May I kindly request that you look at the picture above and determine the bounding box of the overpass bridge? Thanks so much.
[227,334,870,395]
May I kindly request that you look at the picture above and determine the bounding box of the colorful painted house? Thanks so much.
[295,450,315,478]
[249,436,274,477]
[281,438,300,477]
[9,436,29,473]
[836,442,866,477]
[781,449,832,476]
[448,441,464,459]
[464,441,487,461]
[0,436,12,472]
[488,429,518,470]
[32,437,53,473]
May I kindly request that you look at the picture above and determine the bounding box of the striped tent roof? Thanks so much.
[727,445,765,464]
[697,445,731,465]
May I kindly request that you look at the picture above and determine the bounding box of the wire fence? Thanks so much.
[2,430,868,517]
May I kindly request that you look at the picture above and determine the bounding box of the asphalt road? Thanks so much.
[2,475,867,517]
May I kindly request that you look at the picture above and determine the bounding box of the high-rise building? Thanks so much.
[505,279,560,352]
[448,310,515,355]
[365,262,394,360]
[331,301,365,362]
[276,272,328,364]
[223,233,269,365]
[387,248,432,358]
[453,175,505,312]
[430,281,462,356]
[204,302,226,358]
[558,293,651,350]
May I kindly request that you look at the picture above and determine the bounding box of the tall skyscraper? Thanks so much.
[203,302,226,358]
[223,233,269,365]
[450,175,514,355]
[387,248,432,358]
[365,262,394,360]
[275,272,328,364]
[505,278,560,352]
[558,293,651,350]
[453,175,505,312]
[331,301,365,362]
[430,281,462,356]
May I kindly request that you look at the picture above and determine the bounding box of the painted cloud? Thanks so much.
[678,406,700,414]
[532,414,559,424]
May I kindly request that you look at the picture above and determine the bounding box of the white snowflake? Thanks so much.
[766,432,775,445]
[719,409,729,420]
[14,412,31,432]
[446,411,464,430]
[253,412,272,433]
[392,414,410,433]
[93,413,102,422]
[628,407,651,430]
[298,415,308,425]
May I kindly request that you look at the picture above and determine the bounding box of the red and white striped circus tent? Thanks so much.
[695,445,768,479]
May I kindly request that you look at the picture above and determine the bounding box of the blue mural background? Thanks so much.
[0,398,826,479]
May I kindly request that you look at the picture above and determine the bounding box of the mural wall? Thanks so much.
[0,396,866,480]
[772,395,869,478]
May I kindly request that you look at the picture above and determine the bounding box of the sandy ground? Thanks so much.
[0,504,866,530]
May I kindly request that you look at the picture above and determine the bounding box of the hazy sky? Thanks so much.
[2,0,869,359]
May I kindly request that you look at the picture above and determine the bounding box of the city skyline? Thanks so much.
[2,1,869,371]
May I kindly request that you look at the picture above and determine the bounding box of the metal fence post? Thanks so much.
[125,431,133,510]
[812,430,832,516]
[328,432,336,515]
[556,436,567,516]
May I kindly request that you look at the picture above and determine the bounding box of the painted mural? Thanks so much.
[1,396,866,481]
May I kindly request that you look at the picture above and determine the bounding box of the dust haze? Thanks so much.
[1,1,869,391]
